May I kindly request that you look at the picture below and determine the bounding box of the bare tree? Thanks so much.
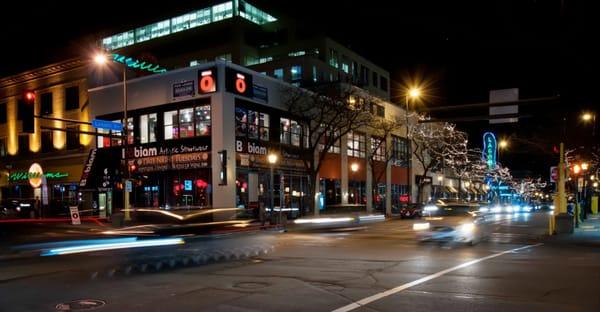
[366,117,404,211]
[282,83,373,215]
[409,121,468,203]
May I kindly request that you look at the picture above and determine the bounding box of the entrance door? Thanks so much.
[98,193,107,218]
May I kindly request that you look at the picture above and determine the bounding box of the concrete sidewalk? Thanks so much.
[546,214,600,247]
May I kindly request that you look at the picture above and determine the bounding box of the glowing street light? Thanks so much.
[267,153,280,226]
[499,140,508,149]
[94,53,108,65]
[350,163,359,172]
[581,162,589,171]
[573,164,581,175]
[582,113,593,122]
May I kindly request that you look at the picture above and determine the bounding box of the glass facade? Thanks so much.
[290,65,302,81]
[102,1,276,50]
[371,137,385,161]
[392,135,410,167]
[280,118,303,147]
[140,113,158,144]
[164,105,211,140]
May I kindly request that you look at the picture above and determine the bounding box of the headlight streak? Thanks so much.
[40,238,184,256]
[413,222,430,231]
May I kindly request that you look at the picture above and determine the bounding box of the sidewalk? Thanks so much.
[545,214,600,247]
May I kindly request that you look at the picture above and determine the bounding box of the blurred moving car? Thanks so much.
[413,203,487,245]
[399,203,422,219]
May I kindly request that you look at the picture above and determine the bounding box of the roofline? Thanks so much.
[0,58,87,89]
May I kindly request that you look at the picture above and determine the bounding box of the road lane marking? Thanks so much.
[331,243,543,312]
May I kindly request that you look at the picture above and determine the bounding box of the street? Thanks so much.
[1,212,599,311]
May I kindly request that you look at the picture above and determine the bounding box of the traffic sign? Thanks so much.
[125,180,133,192]
[92,119,123,131]
[550,166,558,183]
[69,206,81,225]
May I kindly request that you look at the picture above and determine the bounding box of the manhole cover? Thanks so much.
[55,299,106,311]
[234,282,270,289]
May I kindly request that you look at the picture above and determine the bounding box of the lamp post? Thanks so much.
[405,88,420,204]
[94,52,130,221]
[268,153,278,225]
[581,112,596,137]
[350,163,359,204]
[498,139,508,164]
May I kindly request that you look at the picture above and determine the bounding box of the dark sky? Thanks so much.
[2,0,597,178]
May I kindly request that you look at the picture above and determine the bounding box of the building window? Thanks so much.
[17,100,25,120]
[67,126,80,150]
[371,137,385,161]
[372,72,379,88]
[319,129,340,153]
[164,110,178,140]
[18,135,29,155]
[41,131,54,153]
[0,137,6,157]
[97,128,110,148]
[235,107,269,141]
[347,131,366,158]
[371,103,385,117]
[40,92,53,115]
[195,105,211,136]
[288,51,306,57]
[380,76,388,92]
[342,63,349,74]
[126,117,134,144]
[140,113,158,144]
[392,135,410,167]
[0,103,6,124]
[164,105,211,140]
[217,53,232,62]
[280,118,303,146]
[291,65,302,81]
[189,59,207,67]
[273,68,284,80]
[65,86,79,110]
[329,49,339,68]
[212,1,234,21]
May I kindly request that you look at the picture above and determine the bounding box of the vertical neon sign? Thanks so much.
[482,132,497,170]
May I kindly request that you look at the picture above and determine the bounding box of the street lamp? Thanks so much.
[405,87,421,204]
[94,52,130,221]
[581,112,596,136]
[350,163,359,173]
[267,153,279,225]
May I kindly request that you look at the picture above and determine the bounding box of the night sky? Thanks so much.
[2,0,597,179]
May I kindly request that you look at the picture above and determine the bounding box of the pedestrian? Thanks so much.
[34,196,41,219]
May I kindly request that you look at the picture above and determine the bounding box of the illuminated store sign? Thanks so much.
[9,170,69,183]
[198,68,217,93]
[226,68,253,97]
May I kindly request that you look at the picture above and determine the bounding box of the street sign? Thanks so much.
[550,166,558,183]
[92,119,123,131]
[489,88,519,124]
[69,206,81,225]
[125,180,133,192]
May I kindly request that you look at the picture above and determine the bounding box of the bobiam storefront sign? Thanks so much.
[123,140,211,173]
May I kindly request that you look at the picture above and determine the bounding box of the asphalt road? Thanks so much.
[1,212,599,312]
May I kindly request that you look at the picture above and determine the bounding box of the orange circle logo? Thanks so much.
[28,163,44,188]
[235,78,246,94]
[200,75,214,93]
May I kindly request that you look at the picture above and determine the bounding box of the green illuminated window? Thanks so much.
[239,0,276,24]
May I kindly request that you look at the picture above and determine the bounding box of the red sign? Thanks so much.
[400,194,410,203]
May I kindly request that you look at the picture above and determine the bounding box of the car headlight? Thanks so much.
[413,222,430,231]
[458,222,475,233]
[479,207,489,212]
[550,205,555,210]
[423,205,438,212]
[491,206,502,213]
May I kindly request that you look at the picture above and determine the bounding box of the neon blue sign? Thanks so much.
[482,132,497,170]
[112,53,167,74]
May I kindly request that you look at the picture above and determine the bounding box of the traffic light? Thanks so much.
[22,90,35,133]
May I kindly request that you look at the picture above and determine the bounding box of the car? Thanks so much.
[412,204,488,245]
[399,203,422,219]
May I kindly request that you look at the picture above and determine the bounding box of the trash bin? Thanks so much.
[111,212,125,227]
[555,213,574,234]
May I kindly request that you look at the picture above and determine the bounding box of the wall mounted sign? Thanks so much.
[92,119,123,131]
[226,67,253,98]
[482,132,497,170]
[9,171,69,182]
[198,68,217,94]
[28,163,44,188]
[253,84,268,102]
[172,80,195,98]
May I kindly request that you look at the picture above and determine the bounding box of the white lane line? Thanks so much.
[332,243,543,312]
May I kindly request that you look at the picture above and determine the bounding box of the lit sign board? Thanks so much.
[198,68,217,94]
[482,132,497,170]
[9,171,69,182]
[172,80,195,98]
[226,68,253,98]
[111,53,167,74]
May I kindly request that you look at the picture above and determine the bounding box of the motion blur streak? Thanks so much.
[40,238,184,256]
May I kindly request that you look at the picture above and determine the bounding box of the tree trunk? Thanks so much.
[307,172,319,216]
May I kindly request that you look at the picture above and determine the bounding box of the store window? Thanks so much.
[318,128,340,153]
[291,65,302,81]
[235,107,269,141]
[195,105,211,136]
[178,108,194,138]
[347,131,366,158]
[140,113,158,144]
[273,68,284,80]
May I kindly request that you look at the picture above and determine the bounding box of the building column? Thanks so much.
[314,149,321,216]
[385,134,392,216]
[366,134,373,213]
[340,135,349,204]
